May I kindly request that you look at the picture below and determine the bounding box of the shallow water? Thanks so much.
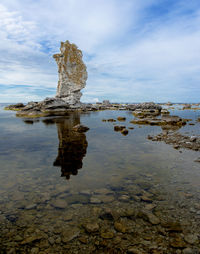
[0,105,200,253]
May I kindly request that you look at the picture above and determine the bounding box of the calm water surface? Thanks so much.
[0,105,200,253]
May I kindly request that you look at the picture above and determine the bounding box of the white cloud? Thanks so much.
[0,0,200,103]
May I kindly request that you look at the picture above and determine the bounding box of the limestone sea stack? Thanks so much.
[53,41,87,104]
[15,41,88,117]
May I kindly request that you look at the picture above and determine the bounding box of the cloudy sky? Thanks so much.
[0,0,200,103]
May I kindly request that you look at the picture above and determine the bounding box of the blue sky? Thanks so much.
[0,0,200,103]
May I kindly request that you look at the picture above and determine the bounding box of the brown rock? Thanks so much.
[117,117,126,121]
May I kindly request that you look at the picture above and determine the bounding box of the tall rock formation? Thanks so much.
[53,40,87,105]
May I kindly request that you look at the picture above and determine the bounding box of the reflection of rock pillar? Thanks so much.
[53,113,88,179]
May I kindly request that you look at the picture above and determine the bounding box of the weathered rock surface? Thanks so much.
[127,102,162,111]
[53,40,87,104]
[130,115,187,126]
[148,132,200,151]
[4,103,25,111]
[14,41,88,117]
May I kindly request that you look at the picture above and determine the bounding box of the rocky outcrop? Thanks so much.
[148,132,200,152]
[4,103,25,111]
[130,115,187,126]
[14,41,88,117]
[53,40,87,105]
[127,102,162,111]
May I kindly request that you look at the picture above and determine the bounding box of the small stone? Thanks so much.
[48,237,55,245]
[182,247,200,254]
[114,125,126,131]
[170,237,187,248]
[94,188,113,195]
[121,129,129,135]
[25,204,37,210]
[162,221,182,232]
[117,117,126,121]
[107,118,116,122]
[138,210,160,225]
[127,247,143,254]
[99,195,115,203]
[79,189,92,195]
[62,227,80,243]
[101,231,114,239]
[118,195,130,202]
[55,237,61,244]
[90,197,102,204]
[15,235,23,241]
[141,195,153,203]
[30,248,39,254]
[21,235,44,245]
[83,222,99,233]
[51,199,68,209]
[79,236,88,244]
[63,213,73,221]
[145,204,156,210]
[114,222,126,233]
[124,208,135,217]
[184,234,199,244]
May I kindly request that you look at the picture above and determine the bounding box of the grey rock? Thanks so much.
[182,248,200,254]
[53,40,87,104]
[127,247,143,254]
[184,233,199,244]
[25,204,37,210]
[138,210,160,225]
[48,237,55,245]
[51,199,68,209]
[83,222,99,233]
[90,196,102,204]
[62,227,80,243]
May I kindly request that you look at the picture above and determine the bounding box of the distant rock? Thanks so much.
[149,132,200,151]
[127,102,162,111]
[131,115,187,126]
[183,104,192,109]
[4,103,25,111]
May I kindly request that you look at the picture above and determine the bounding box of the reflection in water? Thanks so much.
[52,114,88,179]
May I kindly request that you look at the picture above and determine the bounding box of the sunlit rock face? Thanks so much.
[53,114,88,180]
[53,40,87,105]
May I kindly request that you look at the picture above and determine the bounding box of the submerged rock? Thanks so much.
[149,132,200,151]
[72,124,89,132]
[131,115,187,126]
